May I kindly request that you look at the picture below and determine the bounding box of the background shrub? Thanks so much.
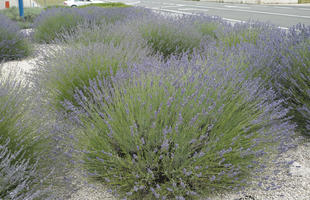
[78,2,131,8]
[0,6,43,29]
[140,17,203,59]
[66,12,147,46]
[277,39,310,135]
[66,51,295,199]
[35,0,64,7]
[139,15,226,59]
[44,5,67,10]
[33,41,152,110]
[217,22,278,48]
[33,7,147,43]
[33,8,83,43]
[0,14,32,61]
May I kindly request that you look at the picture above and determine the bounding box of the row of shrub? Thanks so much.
[1,5,309,200]
[0,4,137,62]
[0,7,43,29]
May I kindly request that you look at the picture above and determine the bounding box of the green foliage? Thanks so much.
[298,0,310,3]
[35,42,150,110]
[139,17,222,59]
[278,40,310,135]
[195,21,220,39]
[0,70,45,171]
[0,7,43,29]
[0,30,32,61]
[140,21,202,59]
[33,11,83,43]
[34,0,64,6]
[72,63,290,199]
[220,26,262,48]
[78,2,131,8]
[67,20,141,47]
[44,5,67,10]
[0,14,32,61]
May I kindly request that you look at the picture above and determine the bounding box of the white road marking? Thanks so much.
[224,5,250,9]
[298,8,310,11]
[152,8,197,15]
[162,5,184,8]
[273,6,292,9]
[178,8,208,11]
[125,1,140,5]
[222,17,244,23]
[189,5,310,19]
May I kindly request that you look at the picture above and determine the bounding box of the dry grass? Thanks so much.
[34,0,64,6]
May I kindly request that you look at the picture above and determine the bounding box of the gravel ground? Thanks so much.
[1,42,310,200]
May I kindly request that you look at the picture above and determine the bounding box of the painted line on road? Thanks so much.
[222,17,244,23]
[152,8,198,15]
[125,1,140,5]
[189,5,310,19]
[161,5,185,8]
[272,6,293,9]
[298,8,310,11]
[178,8,209,11]
[224,5,250,9]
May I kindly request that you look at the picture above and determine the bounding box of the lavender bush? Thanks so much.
[227,23,310,136]
[277,38,310,135]
[65,49,295,199]
[66,7,154,47]
[33,41,152,110]
[33,8,83,43]
[0,71,50,199]
[0,14,32,61]
[139,15,221,59]
[33,7,149,44]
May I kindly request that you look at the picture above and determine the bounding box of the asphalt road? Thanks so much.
[120,0,310,28]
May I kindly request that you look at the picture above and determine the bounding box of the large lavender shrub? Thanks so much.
[227,23,310,136]
[0,71,50,199]
[0,14,32,61]
[276,34,310,135]
[33,41,152,110]
[65,50,295,199]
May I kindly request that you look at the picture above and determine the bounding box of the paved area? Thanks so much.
[115,0,310,28]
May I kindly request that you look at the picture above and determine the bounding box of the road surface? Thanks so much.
[119,0,310,28]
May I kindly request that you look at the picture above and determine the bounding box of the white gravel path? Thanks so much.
[1,43,310,200]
